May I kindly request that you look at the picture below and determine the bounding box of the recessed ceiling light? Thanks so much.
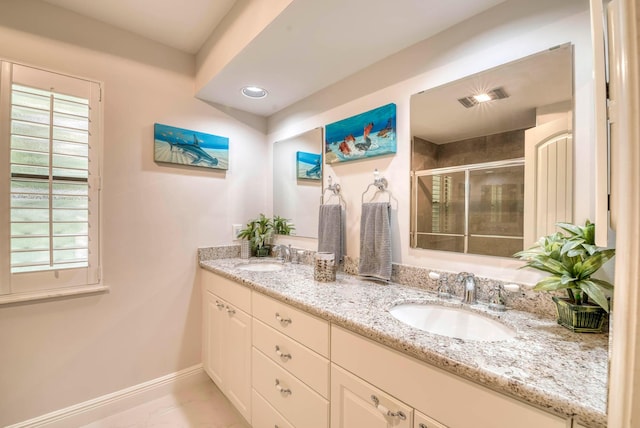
[241,86,268,99]
[473,93,492,103]
[458,87,508,108]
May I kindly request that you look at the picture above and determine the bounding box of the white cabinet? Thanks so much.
[332,363,413,428]
[331,325,567,428]
[202,270,252,424]
[414,411,448,428]
[252,292,330,428]
[200,269,574,428]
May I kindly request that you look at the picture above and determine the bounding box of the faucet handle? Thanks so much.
[430,271,452,299]
[488,284,507,311]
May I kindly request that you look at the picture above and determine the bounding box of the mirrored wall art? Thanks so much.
[154,123,229,170]
[296,151,322,180]
[324,103,397,164]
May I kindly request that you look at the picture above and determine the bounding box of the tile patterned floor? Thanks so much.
[81,379,251,428]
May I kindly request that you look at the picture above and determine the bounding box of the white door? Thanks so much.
[224,303,252,423]
[524,114,573,247]
[203,291,225,388]
[331,364,412,428]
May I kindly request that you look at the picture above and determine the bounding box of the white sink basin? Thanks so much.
[235,261,284,272]
[389,303,516,341]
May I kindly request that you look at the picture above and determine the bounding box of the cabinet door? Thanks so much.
[332,364,412,428]
[224,302,252,423]
[414,410,448,428]
[203,291,225,387]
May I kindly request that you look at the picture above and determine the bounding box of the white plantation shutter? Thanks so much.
[0,62,101,297]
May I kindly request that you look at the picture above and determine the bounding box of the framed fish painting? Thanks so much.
[324,103,396,164]
[154,123,229,170]
[296,151,322,180]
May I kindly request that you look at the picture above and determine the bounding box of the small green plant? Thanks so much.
[514,220,615,312]
[237,214,296,256]
[272,215,295,235]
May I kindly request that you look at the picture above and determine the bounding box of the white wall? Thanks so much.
[268,0,595,284]
[0,1,267,425]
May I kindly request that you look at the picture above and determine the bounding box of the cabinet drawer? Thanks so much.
[252,292,329,357]
[415,410,448,428]
[253,318,330,398]
[252,389,294,428]
[253,347,329,428]
[202,269,251,313]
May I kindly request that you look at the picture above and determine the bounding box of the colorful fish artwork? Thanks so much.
[324,103,397,164]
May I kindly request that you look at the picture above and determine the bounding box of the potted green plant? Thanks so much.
[514,220,615,333]
[272,215,295,235]
[238,214,274,257]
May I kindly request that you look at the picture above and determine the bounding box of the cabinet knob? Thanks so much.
[275,379,292,396]
[370,395,406,420]
[275,312,292,325]
[275,345,292,361]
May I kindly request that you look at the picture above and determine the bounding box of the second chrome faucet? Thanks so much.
[456,272,477,304]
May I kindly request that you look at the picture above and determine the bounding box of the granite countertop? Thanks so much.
[199,258,608,428]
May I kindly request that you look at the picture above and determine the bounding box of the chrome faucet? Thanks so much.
[273,244,291,263]
[456,272,477,304]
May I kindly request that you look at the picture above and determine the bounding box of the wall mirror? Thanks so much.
[273,127,323,238]
[410,44,573,258]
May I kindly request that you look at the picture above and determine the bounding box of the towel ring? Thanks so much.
[321,176,346,207]
[361,169,397,207]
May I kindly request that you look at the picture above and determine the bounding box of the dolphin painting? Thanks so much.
[168,134,218,166]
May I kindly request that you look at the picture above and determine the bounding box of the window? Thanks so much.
[0,62,103,302]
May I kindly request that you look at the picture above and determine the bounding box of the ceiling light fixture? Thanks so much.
[241,86,268,99]
[458,87,508,108]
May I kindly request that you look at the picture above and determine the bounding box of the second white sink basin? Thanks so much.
[389,303,516,341]
[236,262,284,272]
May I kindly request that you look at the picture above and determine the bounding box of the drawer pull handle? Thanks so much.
[370,395,406,420]
[215,301,225,310]
[275,312,292,325]
[419,424,429,428]
[226,306,236,315]
[275,379,292,396]
[275,345,292,361]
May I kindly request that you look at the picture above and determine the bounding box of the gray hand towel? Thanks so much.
[318,204,343,262]
[358,202,392,281]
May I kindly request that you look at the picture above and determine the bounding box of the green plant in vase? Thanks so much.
[238,214,274,257]
[272,215,295,235]
[514,220,615,332]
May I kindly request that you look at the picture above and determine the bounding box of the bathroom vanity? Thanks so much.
[200,257,608,428]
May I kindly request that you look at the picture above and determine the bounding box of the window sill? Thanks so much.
[0,284,109,306]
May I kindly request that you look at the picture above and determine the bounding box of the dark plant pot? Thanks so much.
[255,246,270,257]
[552,296,607,333]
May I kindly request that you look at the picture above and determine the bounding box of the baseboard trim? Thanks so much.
[8,364,207,428]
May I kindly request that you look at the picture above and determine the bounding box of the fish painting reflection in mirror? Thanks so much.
[154,123,229,170]
[296,151,322,180]
[324,103,396,164]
